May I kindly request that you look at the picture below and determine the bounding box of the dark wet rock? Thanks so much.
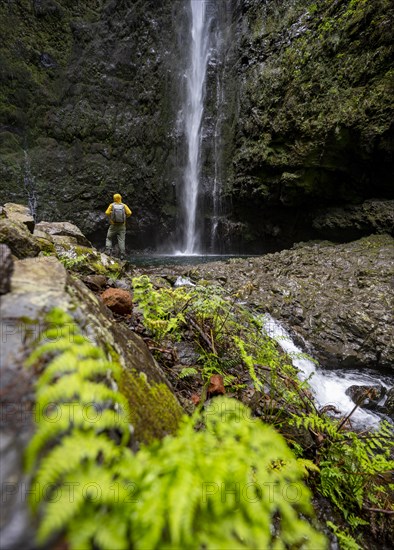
[33,0,63,18]
[0,219,41,259]
[110,278,131,290]
[100,287,133,315]
[39,52,57,68]
[383,387,394,418]
[0,244,14,294]
[150,234,394,372]
[83,274,107,291]
[227,0,394,250]
[345,385,386,410]
[312,200,394,241]
[174,342,200,366]
[3,203,35,233]
[35,221,92,247]
[0,0,179,249]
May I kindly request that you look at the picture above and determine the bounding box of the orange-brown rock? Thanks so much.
[208,374,225,396]
[101,287,133,315]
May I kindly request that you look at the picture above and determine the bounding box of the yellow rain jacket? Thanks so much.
[105,194,132,225]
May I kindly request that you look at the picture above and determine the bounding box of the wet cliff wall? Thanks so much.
[227,0,394,249]
[0,0,180,249]
[1,0,393,252]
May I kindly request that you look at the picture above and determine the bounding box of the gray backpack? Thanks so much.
[111,203,126,223]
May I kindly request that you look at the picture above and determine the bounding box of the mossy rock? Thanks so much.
[0,218,41,258]
[68,276,184,443]
[36,237,56,254]
[120,368,183,444]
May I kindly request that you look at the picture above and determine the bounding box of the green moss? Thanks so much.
[120,368,183,444]
[36,237,56,254]
[232,0,394,208]
[90,261,108,275]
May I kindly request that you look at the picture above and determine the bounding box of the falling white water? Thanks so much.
[181,0,211,255]
[262,314,393,428]
[23,150,37,220]
[211,67,224,249]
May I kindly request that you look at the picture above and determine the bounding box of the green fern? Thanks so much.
[25,308,134,548]
[35,376,129,417]
[132,275,189,340]
[129,397,326,550]
[179,367,198,378]
[326,521,361,550]
[26,311,327,550]
[234,335,264,391]
[290,411,341,440]
[36,354,120,389]
[32,431,121,510]
[290,412,394,526]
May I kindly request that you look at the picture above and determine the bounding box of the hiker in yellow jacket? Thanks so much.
[105,193,132,259]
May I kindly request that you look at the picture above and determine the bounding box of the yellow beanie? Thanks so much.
[113,194,122,202]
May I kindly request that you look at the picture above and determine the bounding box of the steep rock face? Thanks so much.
[228,0,394,249]
[0,0,178,249]
[1,0,393,252]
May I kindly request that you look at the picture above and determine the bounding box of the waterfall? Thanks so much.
[211,59,224,250]
[23,151,37,220]
[180,0,211,255]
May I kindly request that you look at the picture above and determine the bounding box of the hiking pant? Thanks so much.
[106,224,126,254]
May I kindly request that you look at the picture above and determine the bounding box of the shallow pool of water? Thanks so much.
[128,254,257,267]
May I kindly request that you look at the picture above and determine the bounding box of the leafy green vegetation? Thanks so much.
[290,413,394,529]
[130,276,394,546]
[128,397,326,550]
[25,308,326,549]
[25,277,393,549]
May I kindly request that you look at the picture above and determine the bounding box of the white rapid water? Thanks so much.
[181,0,211,255]
[262,314,392,428]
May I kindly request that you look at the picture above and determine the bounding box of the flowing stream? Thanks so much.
[262,314,393,428]
[181,0,211,255]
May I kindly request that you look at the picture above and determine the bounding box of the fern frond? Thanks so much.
[37,463,118,544]
[36,376,129,414]
[32,432,121,510]
[35,352,80,389]
[25,410,73,471]
[37,483,86,543]
[179,367,198,378]
[27,403,131,472]
[93,515,129,550]
[25,336,93,366]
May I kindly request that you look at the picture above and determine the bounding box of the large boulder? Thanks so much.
[345,385,386,410]
[35,221,92,247]
[3,203,35,233]
[0,255,183,550]
[0,219,41,259]
[383,387,394,419]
